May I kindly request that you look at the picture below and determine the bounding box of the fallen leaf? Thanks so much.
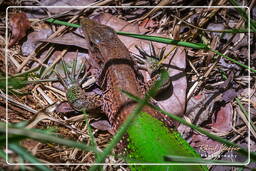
[222,89,238,103]
[55,101,76,113]
[9,12,31,47]
[139,18,159,29]
[184,92,216,125]
[36,32,88,50]
[209,103,233,133]
[23,0,95,18]
[206,23,225,37]
[190,134,222,155]
[90,120,112,131]
[21,29,52,56]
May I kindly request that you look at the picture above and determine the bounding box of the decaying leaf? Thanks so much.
[90,120,113,132]
[21,29,52,56]
[209,103,233,133]
[9,12,31,47]
[36,32,88,50]
[191,134,223,155]
[55,101,76,113]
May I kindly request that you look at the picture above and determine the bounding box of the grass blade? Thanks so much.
[8,143,52,171]
[0,123,99,154]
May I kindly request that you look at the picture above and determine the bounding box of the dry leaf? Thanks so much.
[55,101,76,113]
[9,12,31,47]
[37,32,88,50]
[190,134,222,155]
[22,29,52,56]
[91,120,112,131]
[209,103,233,133]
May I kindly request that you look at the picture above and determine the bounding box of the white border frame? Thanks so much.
[5,6,251,167]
